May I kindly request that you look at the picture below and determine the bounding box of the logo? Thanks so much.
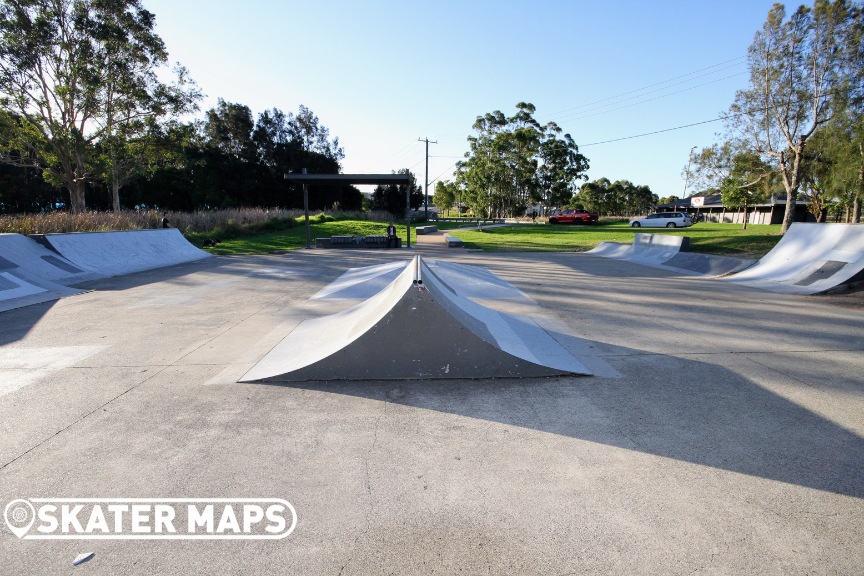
[4,499,296,540]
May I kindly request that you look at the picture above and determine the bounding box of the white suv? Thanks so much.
[629,212,693,228]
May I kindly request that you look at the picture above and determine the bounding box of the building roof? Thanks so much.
[657,193,809,209]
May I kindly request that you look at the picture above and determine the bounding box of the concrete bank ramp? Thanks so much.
[587,233,752,276]
[0,271,66,312]
[588,233,689,267]
[241,256,591,382]
[722,223,864,294]
[0,233,93,311]
[0,233,101,285]
[37,229,211,277]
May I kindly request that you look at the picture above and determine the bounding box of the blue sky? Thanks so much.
[142,0,790,200]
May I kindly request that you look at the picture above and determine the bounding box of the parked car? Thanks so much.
[629,212,693,228]
[548,209,599,225]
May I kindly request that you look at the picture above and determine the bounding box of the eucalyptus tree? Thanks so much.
[432,180,456,214]
[719,151,775,229]
[576,178,655,216]
[286,104,344,166]
[372,168,422,216]
[458,102,588,217]
[0,0,198,212]
[537,125,589,209]
[94,4,200,212]
[577,178,613,215]
[724,0,860,233]
[805,107,864,222]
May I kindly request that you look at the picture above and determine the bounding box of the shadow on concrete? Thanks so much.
[0,301,57,346]
[249,345,864,499]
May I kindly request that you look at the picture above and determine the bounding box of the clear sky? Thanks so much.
[141,0,790,200]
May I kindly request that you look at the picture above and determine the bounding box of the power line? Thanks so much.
[541,55,747,119]
[428,162,460,187]
[578,84,858,148]
[556,71,747,123]
[372,139,421,171]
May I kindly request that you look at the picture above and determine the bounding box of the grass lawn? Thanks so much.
[445,221,784,258]
[185,218,783,258]
[186,219,417,255]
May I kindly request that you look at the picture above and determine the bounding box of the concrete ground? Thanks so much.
[0,242,862,575]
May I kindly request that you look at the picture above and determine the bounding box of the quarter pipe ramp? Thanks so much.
[722,223,864,294]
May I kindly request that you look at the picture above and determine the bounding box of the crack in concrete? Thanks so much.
[0,364,170,471]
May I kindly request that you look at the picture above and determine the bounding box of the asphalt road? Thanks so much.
[1,247,862,575]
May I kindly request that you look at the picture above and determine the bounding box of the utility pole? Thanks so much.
[418,137,437,220]
[302,168,311,249]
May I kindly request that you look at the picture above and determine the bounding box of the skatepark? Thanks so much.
[0,226,862,574]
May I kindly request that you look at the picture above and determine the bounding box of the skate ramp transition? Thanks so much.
[722,223,864,295]
[587,233,752,277]
[241,256,591,382]
[588,232,690,267]
[35,228,211,277]
[0,230,210,311]
[0,233,92,312]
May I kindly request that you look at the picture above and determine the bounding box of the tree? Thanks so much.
[576,178,655,216]
[432,180,456,214]
[372,169,422,216]
[0,0,197,212]
[286,104,344,167]
[91,1,200,212]
[720,151,774,229]
[537,127,589,209]
[457,103,588,218]
[809,95,864,222]
[724,0,859,233]
[203,99,256,161]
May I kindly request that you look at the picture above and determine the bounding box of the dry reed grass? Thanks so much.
[0,208,393,235]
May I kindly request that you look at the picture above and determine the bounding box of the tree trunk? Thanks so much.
[779,145,804,234]
[780,186,800,233]
[112,182,121,214]
[70,179,87,213]
[853,194,861,224]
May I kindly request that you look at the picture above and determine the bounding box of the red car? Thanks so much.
[548,209,599,225]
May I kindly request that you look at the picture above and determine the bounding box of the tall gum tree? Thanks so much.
[724,0,858,233]
[457,103,588,217]
[0,0,197,212]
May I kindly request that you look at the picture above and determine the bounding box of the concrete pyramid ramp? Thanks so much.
[722,223,864,294]
[241,256,590,382]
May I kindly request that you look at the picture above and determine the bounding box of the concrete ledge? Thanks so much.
[437,217,505,225]
[315,235,401,249]
[662,253,755,277]
[444,234,463,248]
[416,225,438,235]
